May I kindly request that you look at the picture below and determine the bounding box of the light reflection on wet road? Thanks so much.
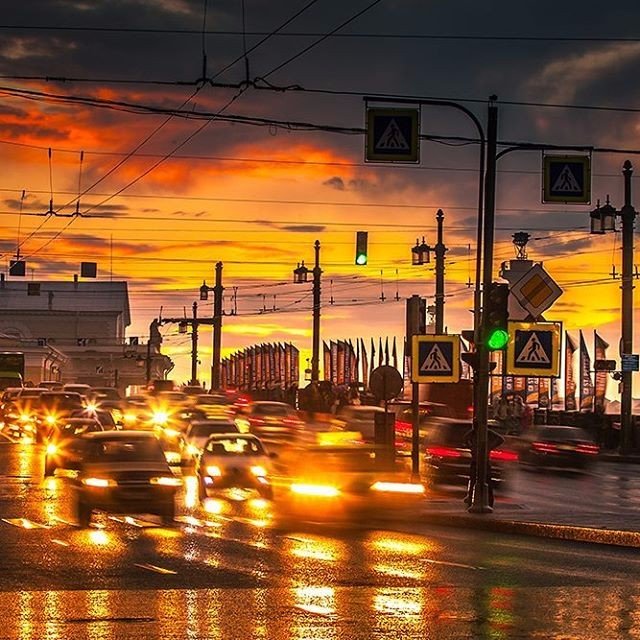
[2,441,640,639]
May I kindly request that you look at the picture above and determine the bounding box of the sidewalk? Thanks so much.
[419,453,640,548]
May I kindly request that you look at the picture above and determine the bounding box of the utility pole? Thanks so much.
[191,301,198,385]
[161,304,212,387]
[620,161,637,454]
[201,262,225,391]
[212,261,224,391]
[312,240,322,383]
[434,209,447,333]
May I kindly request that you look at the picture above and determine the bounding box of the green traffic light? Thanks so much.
[356,253,367,265]
[486,328,509,351]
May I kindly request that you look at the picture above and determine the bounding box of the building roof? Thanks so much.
[0,280,130,326]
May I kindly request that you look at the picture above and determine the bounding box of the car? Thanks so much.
[181,385,207,398]
[334,405,386,443]
[90,387,122,402]
[0,387,47,440]
[73,431,181,527]
[275,444,425,522]
[35,391,85,442]
[192,393,236,418]
[422,418,518,488]
[235,401,303,445]
[180,419,240,465]
[44,417,104,476]
[517,425,599,472]
[63,383,92,398]
[38,380,64,391]
[196,433,276,500]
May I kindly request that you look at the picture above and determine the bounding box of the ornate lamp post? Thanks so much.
[293,241,321,383]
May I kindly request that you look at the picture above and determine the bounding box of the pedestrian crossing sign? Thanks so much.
[505,321,561,377]
[411,335,460,383]
[366,108,420,163]
[542,154,591,204]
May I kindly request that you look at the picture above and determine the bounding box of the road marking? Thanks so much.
[52,538,70,547]
[421,557,485,570]
[293,604,337,618]
[109,516,157,528]
[2,517,49,529]
[134,563,177,575]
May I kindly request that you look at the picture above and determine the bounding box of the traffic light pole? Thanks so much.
[469,97,499,513]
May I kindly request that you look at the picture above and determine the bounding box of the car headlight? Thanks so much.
[250,465,268,477]
[235,418,250,433]
[152,411,169,425]
[290,483,340,497]
[82,477,117,488]
[150,476,182,486]
[123,412,137,425]
[45,415,57,425]
[85,403,98,413]
[370,481,425,495]
[19,414,33,423]
[187,444,200,456]
[205,465,222,477]
[163,428,180,439]
[46,443,58,455]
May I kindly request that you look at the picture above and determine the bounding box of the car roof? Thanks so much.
[206,433,260,441]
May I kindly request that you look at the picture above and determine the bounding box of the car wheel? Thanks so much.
[77,500,92,528]
[44,457,56,477]
[159,501,175,526]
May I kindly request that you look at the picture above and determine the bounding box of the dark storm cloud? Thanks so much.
[253,219,326,233]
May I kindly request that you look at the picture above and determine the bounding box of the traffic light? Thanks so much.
[483,282,509,350]
[355,231,368,265]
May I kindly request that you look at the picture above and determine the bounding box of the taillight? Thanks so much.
[490,449,519,462]
[576,443,599,455]
[426,446,462,458]
[394,421,412,437]
[532,442,558,453]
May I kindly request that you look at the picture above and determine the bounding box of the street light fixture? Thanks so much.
[293,261,310,284]
[590,198,617,234]
[411,237,430,265]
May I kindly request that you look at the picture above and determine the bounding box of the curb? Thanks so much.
[422,511,640,548]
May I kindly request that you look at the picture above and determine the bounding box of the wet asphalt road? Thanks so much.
[2,439,640,639]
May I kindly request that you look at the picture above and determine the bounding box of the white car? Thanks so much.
[180,419,239,465]
[196,434,276,500]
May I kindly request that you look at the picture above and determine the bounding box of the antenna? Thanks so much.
[47,148,54,214]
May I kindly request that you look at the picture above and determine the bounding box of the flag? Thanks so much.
[323,341,331,382]
[564,332,577,411]
[354,339,360,384]
[392,337,398,369]
[525,377,539,406]
[538,377,549,409]
[330,341,339,385]
[579,330,594,411]
[337,340,345,384]
[370,338,376,381]
[361,338,369,390]
[348,340,358,383]
[378,337,383,367]
[514,376,526,400]
[594,331,609,412]
[384,337,390,365]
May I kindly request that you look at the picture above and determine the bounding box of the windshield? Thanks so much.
[40,393,83,411]
[85,437,167,463]
[58,421,101,437]
[190,423,238,438]
[205,437,265,456]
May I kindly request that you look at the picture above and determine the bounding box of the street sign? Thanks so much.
[366,108,420,163]
[621,354,640,372]
[370,365,404,401]
[542,154,591,204]
[505,321,561,377]
[509,263,562,320]
[411,335,460,383]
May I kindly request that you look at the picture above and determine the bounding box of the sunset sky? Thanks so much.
[0,0,638,397]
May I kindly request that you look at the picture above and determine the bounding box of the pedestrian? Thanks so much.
[463,424,505,508]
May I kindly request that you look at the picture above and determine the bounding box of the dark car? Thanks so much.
[36,391,86,441]
[73,431,181,527]
[45,418,103,476]
[517,425,599,472]
[422,418,518,487]
[236,401,303,445]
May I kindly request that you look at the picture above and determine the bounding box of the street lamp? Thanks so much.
[589,163,637,454]
[411,209,447,334]
[293,241,321,383]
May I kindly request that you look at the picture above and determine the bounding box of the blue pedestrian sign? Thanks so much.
[411,335,460,383]
[621,354,639,372]
[505,321,561,377]
[366,108,420,163]
[543,154,591,204]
